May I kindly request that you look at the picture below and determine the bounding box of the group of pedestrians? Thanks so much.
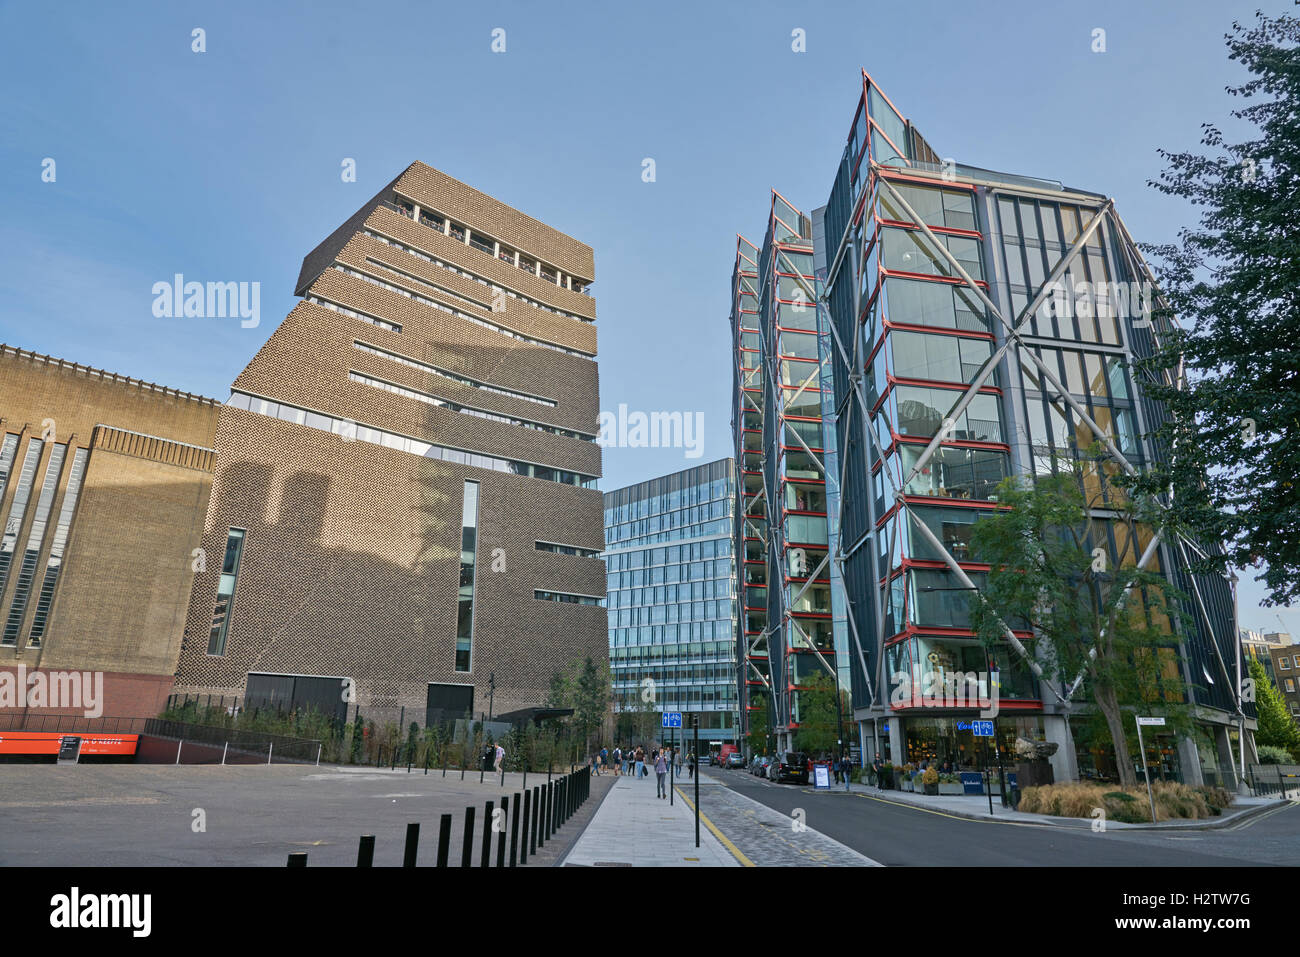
[590,745,697,798]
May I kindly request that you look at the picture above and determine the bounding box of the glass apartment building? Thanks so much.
[817,70,1252,787]
[604,458,739,744]
[731,194,850,754]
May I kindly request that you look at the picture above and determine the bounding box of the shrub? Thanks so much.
[1019,780,1232,822]
[1257,744,1293,765]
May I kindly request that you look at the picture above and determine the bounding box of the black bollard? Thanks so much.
[509,792,521,867]
[496,796,508,868]
[357,834,375,867]
[519,790,530,864]
[531,786,540,854]
[287,852,307,867]
[461,806,475,868]
[403,822,419,867]
[481,800,493,867]
[436,813,452,867]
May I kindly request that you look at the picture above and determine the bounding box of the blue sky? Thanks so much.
[1,0,1292,632]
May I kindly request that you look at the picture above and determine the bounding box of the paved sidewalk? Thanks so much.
[844,779,1286,829]
[562,771,739,866]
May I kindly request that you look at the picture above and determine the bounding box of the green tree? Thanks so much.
[969,471,1190,787]
[1248,657,1300,759]
[1136,11,1300,605]
[745,695,772,756]
[574,656,611,753]
[793,671,847,757]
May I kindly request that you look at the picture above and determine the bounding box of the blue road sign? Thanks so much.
[972,720,994,737]
[662,712,682,729]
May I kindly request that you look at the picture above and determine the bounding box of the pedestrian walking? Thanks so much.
[655,749,669,798]
[872,752,884,791]
[612,746,622,777]
[840,754,853,791]
[494,743,504,774]
[635,746,645,780]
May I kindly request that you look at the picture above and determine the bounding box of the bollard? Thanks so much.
[547,782,555,838]
[287,852,307,867]
[496,796,508,868]
[509,792,521,867]
[436,813,452,868]
[500,766,505,788]
[519,790,530,865]
[267,742,272,765]
[357,834,375,867]
[442,754,448,778]
[317,743,323,767]
[481,801,493,868]
[403,822,420,867]
[531,786,540,854]
[461,806,476,868]
[176,739,182,765]
[222,741,228,766]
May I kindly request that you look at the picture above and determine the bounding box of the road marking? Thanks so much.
[1225,800,1298,831]
[674,787,755,867]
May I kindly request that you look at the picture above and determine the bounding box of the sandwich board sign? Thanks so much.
[813,763,831,789]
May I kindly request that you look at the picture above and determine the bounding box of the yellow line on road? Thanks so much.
[675,787,755,867]
[1226,800,1298,831]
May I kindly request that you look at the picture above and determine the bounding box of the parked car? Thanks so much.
[751,756,772,776]
[726,751,745,768]
[769,751,810,784]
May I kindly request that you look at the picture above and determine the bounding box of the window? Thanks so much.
[882,227,984,281]
[456,481,479,672]
[1286,678,1295,693]
[207,528,246,656]
[893,386,1004,444]
[884,277,988,333]
[535,541,600,558]
[2,444,66,645]
[890,331,994,386]
[534,590,601,606]
[0,439,44,603]
[28,447,88,646]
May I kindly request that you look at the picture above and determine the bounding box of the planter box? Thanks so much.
[938,782,965,795]
[923,782,939,796]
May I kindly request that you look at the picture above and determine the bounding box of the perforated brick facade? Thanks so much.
[173,162,607,727]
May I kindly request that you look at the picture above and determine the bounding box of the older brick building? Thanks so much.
[172,162,607,727]
[0,345,220,719]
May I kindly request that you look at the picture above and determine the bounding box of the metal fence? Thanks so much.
[1246,763,1300,799]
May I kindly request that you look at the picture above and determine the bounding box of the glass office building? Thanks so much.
[604,458,739,743]
[817,70,1252,786]
[731,194,851,754]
